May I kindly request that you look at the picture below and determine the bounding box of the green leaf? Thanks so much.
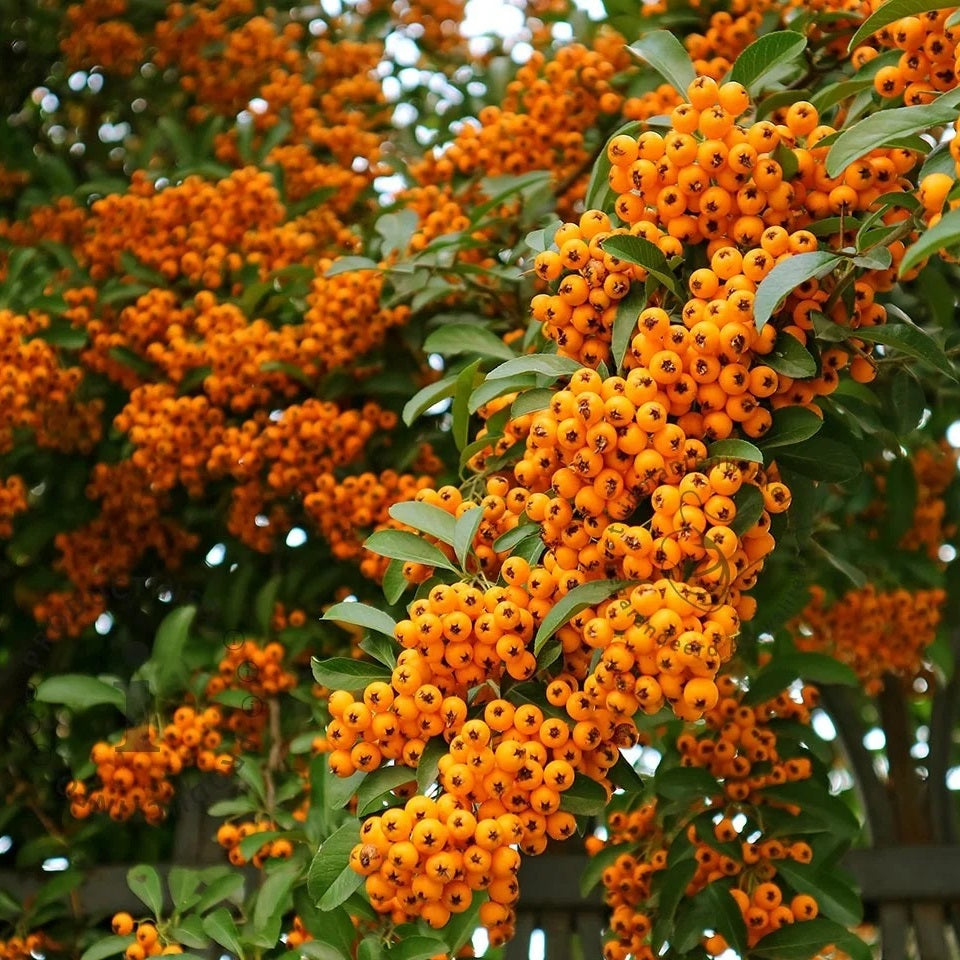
[730,484,765,536]
[600,235,682,297]
[195,874,245,914]
[168,867,202,913]
[402,375,457,426]
[452,359,481,452]
[486,354,581,381]
[320,856,365,911]
[654,766,718,803]
[311,657,392,690]
[533,579,630,654]
[753,918,870,960]
[325,256,379,276]
[609,752,644,793]
[375,209,419,258]
[560,774,608,816]
[492,522,539,553]
[128,865,164,916]
[363,530,458,572]
[388,502,457,546]
[885,455,918,541]
[611,280,648,372]
[307,821,361,902]
[889,371,926,437]
[902,207,960,275]
[758,407,824,450]
[148,605,196,697]
[32,320,86,348]
[323,602,397,639]
[627,30,697,96]
[826,87,960,177]
[580,842,635,897]
[729,32,808,94]
[651,857,697,949]
[747,653,858,704]
[325,768,366,810]
[760,780,860,838]
[386,936,449,960]
[253,862,301,938]
[170,917,208,950]
[773,859,862,926]
[454,507,484,571]
[701,884,749,957]
[775,438,861,482]
[80,936,134,960]
[814,541,868,587]
[767,332,818,379]
[202,909,244,958]
[848,0,956,50]
[585,120,644,211]
[383,559,408,605]
[855,323,956,380]
[423,324,515,361]
[417,736,449,793]
[706,439,764,463]
[754,252,841,330]
[441,895,486,954]
[357,764,417,816]
[468,373,540,413]
[511,388,554,418]
[35,675,124,712]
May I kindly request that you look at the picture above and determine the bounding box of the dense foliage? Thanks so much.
[2,1,960,959]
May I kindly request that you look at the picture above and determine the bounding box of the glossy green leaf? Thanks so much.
[753,918,870,960]
[322,602,397,639]
[311,657,392,690]
[388,502,457,546]
[611,279,648,372]
[758,407,824,450]
[600,234,682,297]
[889,371,926,436]
[767,332,818,379]
[560,774,608,816]
[627,30,697,96]
[729,32,808,94]
[454,507,484,571]
[402,375,456,426]
[533,579,630,654]
[826,87,960,177]
[35,675,125,712]
[417,736,449,793]
[775,438,861,482]
[80,937,134,960]
[423,324,515,361]
[452,359,481,451]
[900,207,960,275]
[202,909,244,958]
[848,0,956,50]
[486,354,580,381]
[357,765,417,817]
[307,821,362,908]
[730,484,765,536]
[705,439,764,463]
[127,865,163,916]
[363,530,457,572]
[773,859,863,926]
[856,323,956,380]
[754,252,841,329]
